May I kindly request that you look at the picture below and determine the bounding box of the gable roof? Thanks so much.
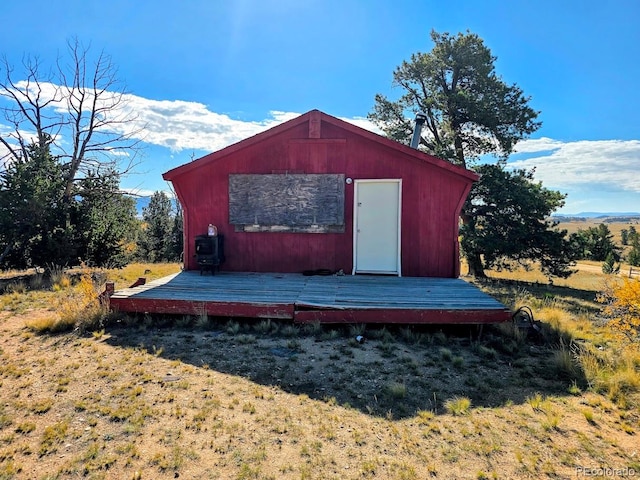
[162,109,479,182]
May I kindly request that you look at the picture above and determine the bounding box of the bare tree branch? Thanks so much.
[0,38,143,204]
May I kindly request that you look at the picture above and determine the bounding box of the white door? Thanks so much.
[353,180,401,275]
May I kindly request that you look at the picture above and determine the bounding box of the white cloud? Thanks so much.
[121,187,175,198]
[119,97,286,152]
[508,139,640,193]
[1,80,382,156]
[116,96,382,153]
[338,115,382,135]
[512,137,565,154]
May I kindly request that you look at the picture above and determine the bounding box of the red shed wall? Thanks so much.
[171,118,471,277]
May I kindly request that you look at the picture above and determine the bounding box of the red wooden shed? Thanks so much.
[162,109,478,278]
[107,110,512,324]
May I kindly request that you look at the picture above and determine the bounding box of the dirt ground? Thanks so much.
[1,301,639,479]
[107,317,575,417]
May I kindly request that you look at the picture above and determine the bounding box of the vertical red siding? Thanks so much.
[166,111,476,278]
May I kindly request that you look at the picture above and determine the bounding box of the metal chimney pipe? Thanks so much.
[410,112,427,149]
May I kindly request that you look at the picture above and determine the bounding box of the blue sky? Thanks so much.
[1,0,639,214]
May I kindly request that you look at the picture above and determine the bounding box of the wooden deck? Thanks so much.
[107,272,512,324]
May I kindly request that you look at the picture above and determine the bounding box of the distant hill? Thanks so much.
[554,212,640,218]
[553,212,640,223]
[559,212,640,218]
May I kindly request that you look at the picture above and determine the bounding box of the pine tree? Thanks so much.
[602,252,620,274]
[139,192,175,262]
[0,141,72,268]
[570,224,620,262]
[1,140,137,269]
[621,229,629,246]
[460,164,575,278]
[369,30,573,278]
[628,237,640,267]
[73,171,138,268]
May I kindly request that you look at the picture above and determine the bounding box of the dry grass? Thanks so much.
[476,262,640,412]
[24,273,106,333]
[444,396,472,416]
[1,261,639,478]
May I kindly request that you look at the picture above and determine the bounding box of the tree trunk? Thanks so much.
[453,134,466,167]
[466,250,486,278]
[459,208,486,278]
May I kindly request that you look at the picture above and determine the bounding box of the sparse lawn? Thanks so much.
[0,262,639,479]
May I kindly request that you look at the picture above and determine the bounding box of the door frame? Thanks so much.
[352,179,402,276]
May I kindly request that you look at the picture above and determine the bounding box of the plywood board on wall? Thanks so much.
[229,174,345,233]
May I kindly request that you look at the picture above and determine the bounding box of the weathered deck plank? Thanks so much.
[108,272,511,324]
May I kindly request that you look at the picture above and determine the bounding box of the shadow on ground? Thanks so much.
[105,311,589,420]
[471,276,603,315]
